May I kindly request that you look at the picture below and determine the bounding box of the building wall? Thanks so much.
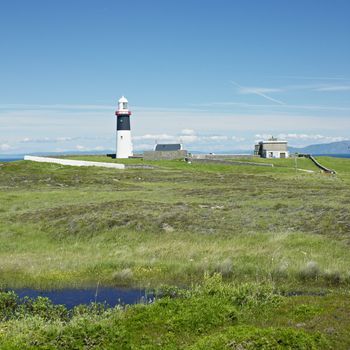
[263,150,289,158]
[262,143,288,151]
[143,150,188,160]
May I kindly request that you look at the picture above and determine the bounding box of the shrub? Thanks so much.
[299,261,321,281]
[323,270,342,286]
[293,304,323,321]
[155,285,189,299]
[197,273,282,309]
[215,258,233,277]
[189,325,329,350]
[19,296,69,321]
[0,291,18,320]
[112,268,133,284]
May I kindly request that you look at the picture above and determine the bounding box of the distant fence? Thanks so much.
[189,159,274,167]
[191,154,254,160]
[298,154,336,174]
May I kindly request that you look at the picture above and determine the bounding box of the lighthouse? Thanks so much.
[115,96,133,158]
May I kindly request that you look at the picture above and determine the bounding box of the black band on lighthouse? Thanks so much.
[117,115,130,130]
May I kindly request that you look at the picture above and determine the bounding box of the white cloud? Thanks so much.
[180,129,196,135]
[1,102,350,154]
[232,136,246,142]
[314,85,350,92]
[193,101,350,112]
[56,137,74,142]
[0,144,12,151]
[20,137,74,143]
[277,133,347,142]
[133,132,231,145]
[255,133,348,144]
[133,134,174,141]
[255,134,273,140]
[0,103,113,111]
[134,143,154,151]
[277,75,346,81]
[180,135,199,143]
[206,135,228,141]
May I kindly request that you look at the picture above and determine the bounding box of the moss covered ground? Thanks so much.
[0,155,349,348]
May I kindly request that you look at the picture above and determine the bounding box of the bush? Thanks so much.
[18,296,69,321]
[189,325,329,350]
[0,292,69,322]
[323,270,342,286]
[0,291,18,320]
[299,261,321,281]
[198,273,282,308]
[293,304,323,321]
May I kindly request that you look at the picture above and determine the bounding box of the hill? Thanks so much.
[289,140,350,155]
[1,156,350,348]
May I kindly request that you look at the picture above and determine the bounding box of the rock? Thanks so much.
[324,327,336,334]
[211,205,225,210]
[162,223,174,232]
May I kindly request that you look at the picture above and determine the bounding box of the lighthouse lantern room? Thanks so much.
[115,96,133,158]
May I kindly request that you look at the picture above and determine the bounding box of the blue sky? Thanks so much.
[1,0,350,154]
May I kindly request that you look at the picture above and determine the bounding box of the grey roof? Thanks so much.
[155,144,182,151]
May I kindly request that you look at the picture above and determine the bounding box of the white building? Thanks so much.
[254,138,289,158]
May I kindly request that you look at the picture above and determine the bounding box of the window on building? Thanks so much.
[123,102,128,109]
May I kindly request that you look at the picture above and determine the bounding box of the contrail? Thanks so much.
[231,81,285,105]
[252,90,285,105]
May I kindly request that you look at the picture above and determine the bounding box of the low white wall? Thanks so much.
[24,156,125,169]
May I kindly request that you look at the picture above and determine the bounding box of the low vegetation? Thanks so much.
[0,155,349,348]
[0,274,341,349]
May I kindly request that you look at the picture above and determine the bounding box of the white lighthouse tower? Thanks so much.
[115,96,133,158]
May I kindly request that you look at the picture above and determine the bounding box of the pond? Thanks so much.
[8,287,154,309]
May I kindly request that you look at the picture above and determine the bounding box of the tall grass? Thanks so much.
[0,157,349,289]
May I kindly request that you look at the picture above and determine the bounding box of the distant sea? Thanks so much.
[0,157,24,162]
[313,154,350,158]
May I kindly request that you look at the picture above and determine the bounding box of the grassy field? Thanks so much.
[0,155,350,348]
[0,155,349,289]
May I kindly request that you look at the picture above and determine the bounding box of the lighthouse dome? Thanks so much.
[118,96,129,112]
[118,96,128,103]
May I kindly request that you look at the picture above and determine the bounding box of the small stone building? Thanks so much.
[254,138,289,158]
[143,143,188,160]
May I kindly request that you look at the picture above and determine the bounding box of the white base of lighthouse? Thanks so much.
[116,130,133,158]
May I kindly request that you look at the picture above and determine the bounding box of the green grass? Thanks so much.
[0,156,349,288]
[1,156,350,348]
[0,275,342,349]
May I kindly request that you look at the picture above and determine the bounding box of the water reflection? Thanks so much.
[9,287,153,309]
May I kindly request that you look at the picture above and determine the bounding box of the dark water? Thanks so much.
[7,287,154,309]
[313,154,350,158]
[284,290,327,297]
[0,157,23,162]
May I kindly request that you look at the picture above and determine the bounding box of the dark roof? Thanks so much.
[155,144,182,151]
